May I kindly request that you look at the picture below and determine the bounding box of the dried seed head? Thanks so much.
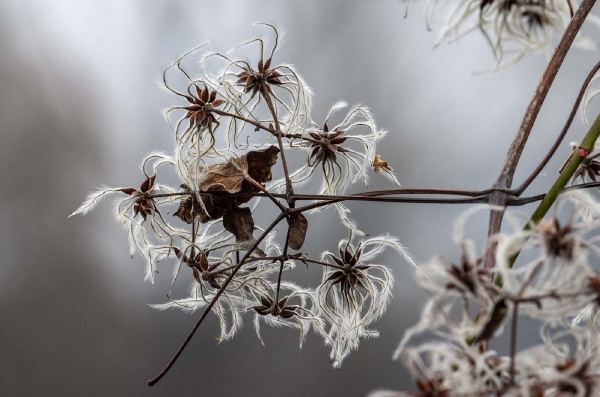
[252,295,298,319]
[308,123,349,166]
[538,218,576,261]
[573,149,600,183]
[430,0,592,71]
[120,175,157,221]
[446,254,487,295]
[236,57,284,99]
[183,85,225,130]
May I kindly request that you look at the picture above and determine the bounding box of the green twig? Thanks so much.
[498,112,600,283]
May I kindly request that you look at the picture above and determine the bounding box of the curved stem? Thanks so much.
[212,108,317,143]
[517,60,600,194]
[495,0,597,190]
[504,111,600,271]
[485,0,597,273]
[290,195,489,214]
[297,258,345,270]
[148,212,286,386]
[262,88,294,196]
[274,228,291,304]
[244,174,288,213]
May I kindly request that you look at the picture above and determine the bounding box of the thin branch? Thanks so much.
[504,111,600,271]
[274,227,291,304]
[212,108,316,143]
[262,87,294,196]
[483,206,506,272]
[505,181,600,204]
[208,256,282,276]
[517,60,600,194]
[293,193,491,203]
[509,303,519,384]
[148,212,287,386]
[564,181,600,192]
[148,183,600,210]
[148,187,519,202]
[495,0,598,190]
[350,187,515,197]
[244,174,288,213]
[290,195,489,214]
[296,257,345,271]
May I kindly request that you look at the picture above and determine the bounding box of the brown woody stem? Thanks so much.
[509,303,519,383]
[484,0,597,273]
[261,88,294,196]
[502,111,600,273]
[517,59,600,194]
[495,0,597,190]
[212,108,318,143]
[244,174,288,212]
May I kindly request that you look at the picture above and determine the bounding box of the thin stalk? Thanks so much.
[495,0,598,190]
[297,258,345,271]
[148,212,286,386]
[262,88,293,196]
[517,60,600,194]
[504,112,600,271]
[485,0,597,273]
[244,174,288,213]
[509,303,519,383]
[212,108,317,143]
[149,187,519,202]
[274,228,291,304]
[290,195,489,214]
[349,187,515,197]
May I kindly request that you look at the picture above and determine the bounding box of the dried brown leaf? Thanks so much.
[223,206,255,242]
[199,145,279,193]
[287,213,308,250]
[199,157,247,194]
[246,145,280,184]
[174,147,279,225]
[173,185,227,224]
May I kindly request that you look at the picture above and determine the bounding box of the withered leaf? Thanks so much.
[174,146,279,225]
[223,206,255,242]
[173,184,226,224]
[199,145,280,193]
[287,213,308,250]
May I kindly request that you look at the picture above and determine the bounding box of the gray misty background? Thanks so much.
[2,1,600,396]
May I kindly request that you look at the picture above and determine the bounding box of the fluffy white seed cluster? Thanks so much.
[385,199,600,396]
[71,23,412,369]
[421,0,600,71]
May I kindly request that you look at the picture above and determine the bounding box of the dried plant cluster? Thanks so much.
[72,22,414,384]
[72,3,600,394]
[421,0,600,71]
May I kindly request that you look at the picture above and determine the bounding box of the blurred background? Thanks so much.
[2,0,600,395]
